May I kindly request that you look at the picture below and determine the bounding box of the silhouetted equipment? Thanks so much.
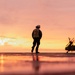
[65,37,75,53]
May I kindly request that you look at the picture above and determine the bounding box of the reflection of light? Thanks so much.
[40,56,68,62]
[0,54,4,72]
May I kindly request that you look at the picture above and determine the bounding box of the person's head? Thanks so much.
[36,25,40,29]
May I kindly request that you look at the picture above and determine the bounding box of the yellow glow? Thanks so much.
[0,37,32,49]
[0,54,4,72]
[0,37,67,49]
[0,34,69,50]
[41,39,67,49]
[0,40,4,45]
[0,38,10,45]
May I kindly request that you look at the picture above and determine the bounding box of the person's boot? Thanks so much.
[36,51,39,53]
[36,47,39,53]
[31,47,34,53]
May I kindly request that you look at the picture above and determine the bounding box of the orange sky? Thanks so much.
[0,0,75,52]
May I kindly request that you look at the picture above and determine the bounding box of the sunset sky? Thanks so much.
[0,0,75,52]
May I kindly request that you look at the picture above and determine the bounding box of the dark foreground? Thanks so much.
[0,53,75,75]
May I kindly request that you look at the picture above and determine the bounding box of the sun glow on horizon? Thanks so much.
[0,0,75,51]
[0,37,32,48]
[0,36,68,50]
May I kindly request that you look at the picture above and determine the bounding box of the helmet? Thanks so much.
[36,25,40,28]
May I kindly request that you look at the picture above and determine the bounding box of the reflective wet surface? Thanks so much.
[0,53,75,75]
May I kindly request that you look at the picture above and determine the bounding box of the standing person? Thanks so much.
[31,25,42,53]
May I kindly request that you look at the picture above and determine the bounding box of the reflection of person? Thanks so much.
[32,54,40,74]
[31,25,42,53]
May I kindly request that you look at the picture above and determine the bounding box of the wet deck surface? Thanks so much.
[0,53,75,75]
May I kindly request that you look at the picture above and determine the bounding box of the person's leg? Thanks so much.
[36,39,40,53]
[36,45,39,53]
[31,39,36,52]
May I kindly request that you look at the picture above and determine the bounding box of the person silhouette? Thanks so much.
[31,25,42,53]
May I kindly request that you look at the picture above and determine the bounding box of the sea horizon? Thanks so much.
[0,49,73,53]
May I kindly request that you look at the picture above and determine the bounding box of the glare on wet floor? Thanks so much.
[0,53,75,75]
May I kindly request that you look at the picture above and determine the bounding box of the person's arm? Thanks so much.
[39,30,42,39]
[32,30,34,39]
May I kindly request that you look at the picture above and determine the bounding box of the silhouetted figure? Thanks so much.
[31,25,42,53]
